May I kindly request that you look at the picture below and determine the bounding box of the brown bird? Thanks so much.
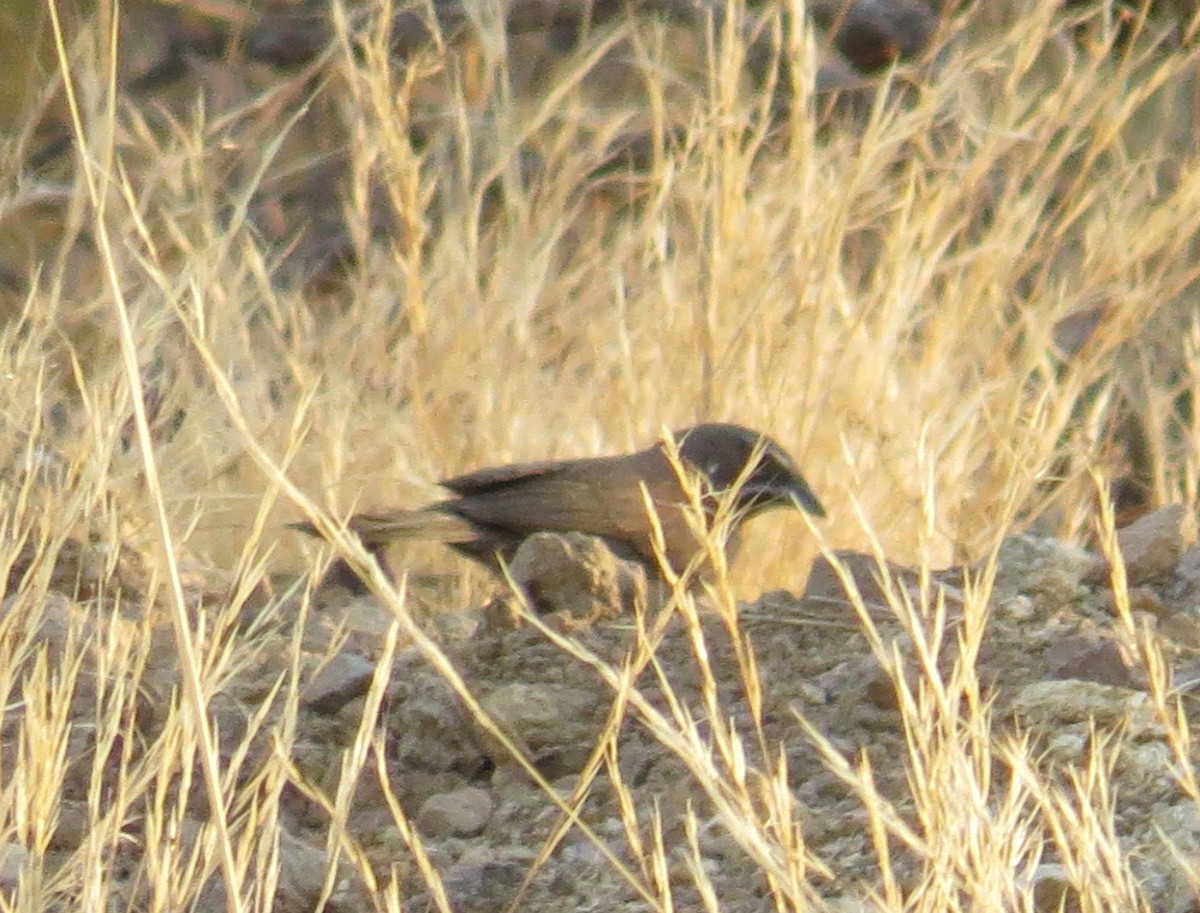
[292,423,825,579]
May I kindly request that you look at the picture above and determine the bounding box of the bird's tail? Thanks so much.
[288,508,476,546]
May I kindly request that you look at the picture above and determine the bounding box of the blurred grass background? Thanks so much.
[2,0,1200,596]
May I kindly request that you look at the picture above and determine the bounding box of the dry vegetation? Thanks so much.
[4,0,1200,910]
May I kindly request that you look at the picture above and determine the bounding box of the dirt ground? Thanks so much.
[5,503,1199,912]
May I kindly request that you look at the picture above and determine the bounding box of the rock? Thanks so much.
[1028,863,1079,913]
[1168,543,1200,593]
[1052,305,1107,359]
[1005,678,1177,782]
[820,652,905,711]
[802,550,917,607]
[1152,799,1200,849]
[811,0,937,72]
[49,799,90,852]
[433,849,531,913]
[209,691,251,760]
[1146,801,1200,913]
[275,829,351,913]
[479,682,607,777]
[1159,615,1200,651]
[1044,636,1143,689]
[1122,585,1169,617]
[996,593,1036,621]
[824,897,884,913]
[1087,504,1188,587]
[417,786,495,838]
[813,56,878,120]
[992,535,1096,613]
[1007,680,1160,737]
[507,531,647,624]
[0,591,78,666]
[302,651,377,714]
[335,593,403,645]
[1117,503,1188,584]
[0,842,27,894]
[386,653,492,779]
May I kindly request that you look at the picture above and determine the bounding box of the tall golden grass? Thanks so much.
[0,0,1199,909]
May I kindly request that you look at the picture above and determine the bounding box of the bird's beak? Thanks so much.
[787,482,826,519]
[742,477,826,518]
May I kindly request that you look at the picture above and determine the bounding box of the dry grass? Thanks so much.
[3,0,1200,909]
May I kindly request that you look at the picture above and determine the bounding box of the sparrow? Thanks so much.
[292,423,825,579]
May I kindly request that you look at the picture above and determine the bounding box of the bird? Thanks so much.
[291,423,825,580]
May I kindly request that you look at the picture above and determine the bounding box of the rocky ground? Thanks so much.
[5,2,1200,909]
[5,503,1200,911]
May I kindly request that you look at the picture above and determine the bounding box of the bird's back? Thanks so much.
[436,449,704,570]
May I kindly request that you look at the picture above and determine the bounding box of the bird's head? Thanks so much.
[670,423,826,519]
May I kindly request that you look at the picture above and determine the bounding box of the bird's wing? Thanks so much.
[440,460,570,495]
[445,461,690,558]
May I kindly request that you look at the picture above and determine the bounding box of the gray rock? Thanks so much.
[0,842,27,894]
[433,849,530,913]
[1008,679,1158,733]
[802,549,916,607]
[302,651,376,714]
[276,829,339,913]
[993,535,1097,612]
[1120,504,1188,585]
[386,651,490,778]
[49,799,90,852]
[417,786,494,838]
[1006,680,1168,771]
[479,682,607,776]
[1146,802,1200,913]
[508,531,647,623]
[1028,863,1077,913]
[1166,543,1200,606]
[1087,504,1188,587]
[1044,636,1144,689]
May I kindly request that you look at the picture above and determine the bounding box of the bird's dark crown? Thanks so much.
[668,423,825,518]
